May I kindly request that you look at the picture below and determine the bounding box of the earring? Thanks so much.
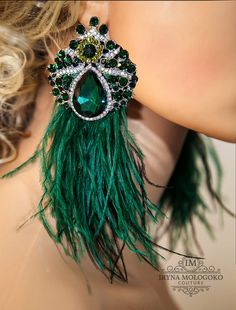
[2,16,164,283]
[48,16,138,121]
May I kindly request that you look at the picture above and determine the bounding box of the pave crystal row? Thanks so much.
[47,16,138,121]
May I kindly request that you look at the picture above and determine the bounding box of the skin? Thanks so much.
[0,1,236,309]
[107,1,236,142]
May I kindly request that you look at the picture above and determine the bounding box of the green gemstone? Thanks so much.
[69,40,79,50]
[73,56,81,66]
[112,85,119,91]
[55,60,64,69]
[64,55,72,65]
[113,91,122,101]
[62,93,69,101]
[89,16,99,26]
[56,78,62,86]
[83,44,97,58]
[56,97,63,104]
[119,77,128,86]
[57,50,65,59]
[119,49,129,59]
[129,81,136,88]
[120,99,127,106]
[52,88,60,96]
[118,61,129,70]
[110,59,117,68]
[48,64,56,73]
[99,24,108,35]
[49,80,55,87]
[76,24,86,35]
[123,90,132,99]
[127,64,136,73]
[73,70,107,117]
[106,40,116,50]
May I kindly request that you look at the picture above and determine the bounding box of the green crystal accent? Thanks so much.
[73,70,107,117]
[69,40,79,50]
[99,24,108,35]
[89,16,99,26]
[48,64,56,73]
[56,78,62,86]
[83,44,97,58]
[73,56,81,67]
[109,59,117,68]
[127,64,136,73]
[119,49,129,59]
[62,93,69,101]
[76,24,86,35]
[113,91,122,101]
[52,88,60,96]
[123,90,132,99]
[64,55,72,65]
[57,50,65,59]
[119,77,128,86]
[106,40,116,50]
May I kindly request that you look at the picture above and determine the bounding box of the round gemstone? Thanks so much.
[57,50,65,59]
[49,80,55,86]
[73,56,81,67]
[89,16,99,26]
[123,90,132,99]
[73,70,107,117]
[48,64,56,73]
[102,48,108,54]
[109,58,117,68]
[76,24,86,35]
[119,49,129,59]
[106,40,116,50]
[52,88,60,96]
[119,77,128,86]
[69,40,79,50]
[62,93,69,101]
[64,55,72,65]
[55,61,64,69]
[56,78,62,86]
[83,44,97,58]
[99,24,108,35]
[113,91,122,101]
[127,64,136,73]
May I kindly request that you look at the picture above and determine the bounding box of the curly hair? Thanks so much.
[0,0,84,164]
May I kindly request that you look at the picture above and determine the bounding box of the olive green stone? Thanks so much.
[73,70,107,117]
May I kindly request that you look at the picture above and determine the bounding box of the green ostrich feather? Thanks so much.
[3,104,170,282]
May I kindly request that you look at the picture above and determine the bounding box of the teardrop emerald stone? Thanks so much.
[73,70,107,117]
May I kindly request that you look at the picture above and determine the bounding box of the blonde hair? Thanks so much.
[0,0,84,164]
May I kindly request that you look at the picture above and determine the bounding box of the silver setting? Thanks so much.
[68,64,114,121]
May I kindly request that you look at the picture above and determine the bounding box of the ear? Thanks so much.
[79,1,109,26]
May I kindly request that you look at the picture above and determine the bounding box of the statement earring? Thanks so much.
[3,16,166,283]
[48,16,138,120]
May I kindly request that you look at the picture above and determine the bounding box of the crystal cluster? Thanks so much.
[47,16,138,121]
